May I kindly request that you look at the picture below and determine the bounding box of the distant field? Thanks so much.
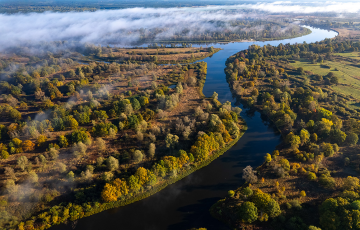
[334,52,360,60]
[290,58,360,100]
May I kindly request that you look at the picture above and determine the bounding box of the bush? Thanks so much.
[289,200,302,210]
[307,172,317,181]
[319,175,335,189]
[228,190,235,197]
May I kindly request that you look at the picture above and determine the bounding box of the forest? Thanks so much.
[211,37,360,229]
[0,45,244,229]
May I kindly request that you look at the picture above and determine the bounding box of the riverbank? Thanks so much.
[155,27,312,44]
[211,38,360,230]
[39,123,247,230]
[46,26,337,230]
[17,60,248,230]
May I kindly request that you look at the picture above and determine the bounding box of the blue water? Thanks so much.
[52,26,337,230]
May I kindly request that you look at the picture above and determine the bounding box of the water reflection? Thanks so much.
[52,26,337,230]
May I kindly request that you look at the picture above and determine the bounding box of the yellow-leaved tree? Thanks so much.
[22,140,35,152]
[113,178,129,197]
[101,183,118,202]
[135,167,149,186]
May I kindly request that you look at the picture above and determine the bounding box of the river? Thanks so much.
[52,26,338,230]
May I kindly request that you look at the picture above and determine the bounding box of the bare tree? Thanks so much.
[108,128,117,139]
[96,138,106,151]
[133,150,144,163]
[107,156,119,171]
[4,167,16,180]
[136,131,144,142]
[151,125,161,135]
[148,132,156,142]
[182,126,192,140]
[242,165,257,183]
[148,143,156,158]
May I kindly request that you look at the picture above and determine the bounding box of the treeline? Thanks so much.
[0,54,245,230]
[212,39,360,229]
[151,20,311,43]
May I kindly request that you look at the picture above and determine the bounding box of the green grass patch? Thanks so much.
[289,59,360,100]
[334,52,360,60]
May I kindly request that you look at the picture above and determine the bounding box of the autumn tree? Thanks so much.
[58,135,69,148]
[113,178,129,197]
[22,140,35,152]
[264,153,272,163]
[101,183,118,202]
[134,167,149,185]
[37,135,47,147]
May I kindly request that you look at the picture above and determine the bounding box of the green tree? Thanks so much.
[128,175,141,192]
[300,129,310,145]
[344,176,359,190]
[307,172,317,181]
[58,135,69,148]
[239,202,258,223]
[131,98,141,111]
[67,171,75,182]
[71,130,89,143]
[139,96,149,106]
[242,187,253,199]
[330,128,347,145]
[266,200,281,218]
[347,133,359,145]
[321,143,334,157]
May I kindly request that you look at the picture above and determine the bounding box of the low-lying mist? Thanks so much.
[0,2,358,50]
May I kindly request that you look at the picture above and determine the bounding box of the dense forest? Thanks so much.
[211,38,360,229]
[0,45,244,229]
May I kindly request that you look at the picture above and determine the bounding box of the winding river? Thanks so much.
[53,26,338,230]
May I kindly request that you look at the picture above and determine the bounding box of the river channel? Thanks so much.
[53,26,338,230]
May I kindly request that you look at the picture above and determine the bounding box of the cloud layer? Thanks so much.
[0,2,358,49]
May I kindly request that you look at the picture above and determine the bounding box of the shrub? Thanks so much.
[228,190,235,197]
[307,172,317,181]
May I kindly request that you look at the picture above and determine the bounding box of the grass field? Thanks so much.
[290,58,360,101]
[334,52,360,60]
